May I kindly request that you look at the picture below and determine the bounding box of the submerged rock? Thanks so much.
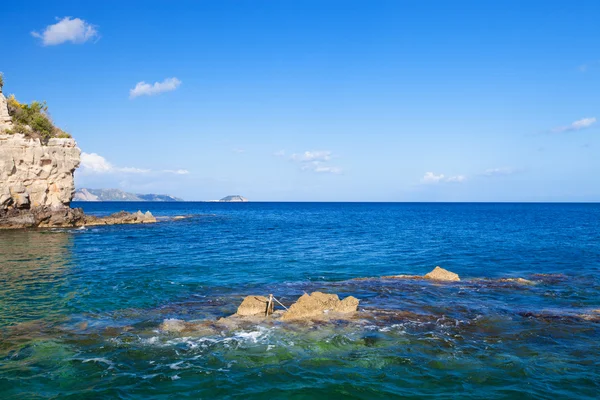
[424,266,460,282]
[160,318,188,333]
[281,292,359,321]
[236,295,269,316]
[497,277,534,285]
[159,318,218,335]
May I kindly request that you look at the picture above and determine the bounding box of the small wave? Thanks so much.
[81,357,114,367]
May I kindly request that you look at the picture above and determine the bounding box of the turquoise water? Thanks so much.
[1,202,599,399]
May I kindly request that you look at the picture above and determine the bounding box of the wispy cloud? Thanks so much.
[232,148,245,154]
[302,162,343,174]
[421,172,465,184]
[129,77,181,99]
[552,117,596,133]
[163,169,190,175]
[32,17,99,46]
[291,151,332,162]
[80,152,188,175]
[446,175,466,183]
[273,149,286,157]
[483,167,518,177]
[289,150,342,174]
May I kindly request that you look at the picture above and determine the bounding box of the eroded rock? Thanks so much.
[281,292,359,321]
[424,266,460,282]
[236,295,269,316]
[82,210,157,226]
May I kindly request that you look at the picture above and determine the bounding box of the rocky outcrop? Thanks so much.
[82,210,157,226]
[424,266,460,282]
[236,295,269,316]
[0,134,80,210]
[0,133,83,228]
[0,132,158,229]
[280,292,359,321]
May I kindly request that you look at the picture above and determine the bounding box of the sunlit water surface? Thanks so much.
[1,202,599,399]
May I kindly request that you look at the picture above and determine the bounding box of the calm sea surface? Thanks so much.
[1,202,599,399]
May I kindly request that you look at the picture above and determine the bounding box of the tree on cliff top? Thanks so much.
[6,94,71,141]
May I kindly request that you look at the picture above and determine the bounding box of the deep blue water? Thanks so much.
[1,202,599,399]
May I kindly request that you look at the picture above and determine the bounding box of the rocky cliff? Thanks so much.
[0,133,83,228]
[0,86,156,229]
[0,134,80,209]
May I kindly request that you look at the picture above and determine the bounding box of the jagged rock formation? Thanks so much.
[230,292,360,322]
[280,292,359,321]
[235,295,269,316]
[424,266,461,282]
[0,133,83,228]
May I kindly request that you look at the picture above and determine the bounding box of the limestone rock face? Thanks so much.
[281,292,359,321]
[424,266,460,282]
[0,133,80,211]
[236,295,269,316]
[0,92,13,132]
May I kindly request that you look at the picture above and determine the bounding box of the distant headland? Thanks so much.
[75,188,183,202]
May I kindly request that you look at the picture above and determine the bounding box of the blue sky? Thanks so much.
[1,0,598,201]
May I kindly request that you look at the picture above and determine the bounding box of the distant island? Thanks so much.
[74,188,183,202]
[211,195,249,202]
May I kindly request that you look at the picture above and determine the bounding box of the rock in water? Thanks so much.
[236,295,269,316]
[160,319,188,333]
[281,292,359,321]
[424,266,460,282]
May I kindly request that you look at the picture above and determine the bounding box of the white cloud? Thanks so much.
[301,161,342,174]
[232,148,245,154]
[32,17,99,46]
[552,117,596,133]
[483,167,517,176]
[80,152,188,176]
[80,152,113,173]
[291,150,332,162]
[446,175,466,183]
[421,172,466,184]
[312,164,342,174]
[273,149,286,157]
[119,167,151,174]
[129,77,182,99]
[421,172,445,184]
[289,150,342,174]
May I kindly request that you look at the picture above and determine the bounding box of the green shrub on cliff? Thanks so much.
[5,94,71,141]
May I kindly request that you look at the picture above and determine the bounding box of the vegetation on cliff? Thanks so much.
[5,95,71,141]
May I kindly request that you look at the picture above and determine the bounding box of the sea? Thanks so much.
[1,202,599,399]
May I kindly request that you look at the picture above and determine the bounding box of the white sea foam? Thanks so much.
[81,357,114,367]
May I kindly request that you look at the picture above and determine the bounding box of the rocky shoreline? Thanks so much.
[0,207,158,229]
